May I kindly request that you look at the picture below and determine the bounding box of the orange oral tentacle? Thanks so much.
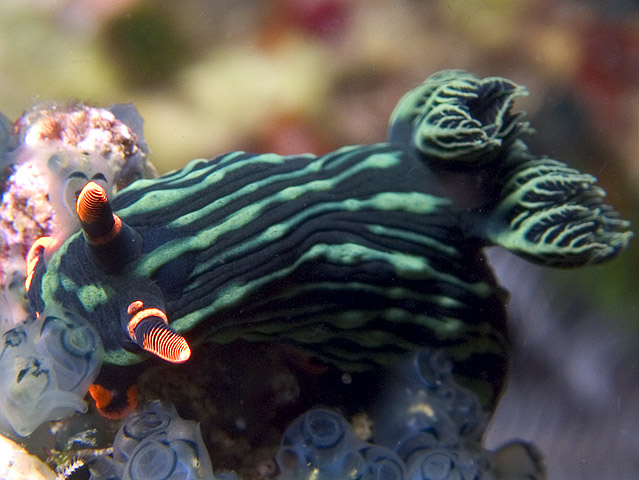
[88,384,114,412]
[25,236,53,291]
[89,384,138,420]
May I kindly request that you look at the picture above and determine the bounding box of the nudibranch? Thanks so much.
[18,71,634,415]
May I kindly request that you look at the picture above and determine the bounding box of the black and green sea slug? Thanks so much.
[19,70,634,416]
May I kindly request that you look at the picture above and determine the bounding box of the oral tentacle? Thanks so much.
[24,236,52,291]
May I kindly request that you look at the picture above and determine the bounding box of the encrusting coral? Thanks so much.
[0,70,632,479]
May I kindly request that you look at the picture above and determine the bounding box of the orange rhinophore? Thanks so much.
[125,300,191,363]
[142,324,192,364]
[76,181,121,244]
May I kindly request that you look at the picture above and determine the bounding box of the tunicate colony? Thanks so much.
[87,350,541,480]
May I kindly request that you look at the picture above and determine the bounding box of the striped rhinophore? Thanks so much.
[25,70,632,409]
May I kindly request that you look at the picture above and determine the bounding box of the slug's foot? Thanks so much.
[487,156,633,266]
[388,70,529,167]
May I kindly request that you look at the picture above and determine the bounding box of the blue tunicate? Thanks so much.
[372,349,488,460]
[276,409,408,480]
[113,402,174,464]
[275,350,539,480]
[441,388,484,439]
[394,432,442,467]
[359,444,406,480]
[406,449,479,480]
[372,386,460,460]
[0,308,103,437]
[126,440,177,480]
[89,401,215,480]
[277,408,359,479]
[400,350,484,438]
[411,350,454,391]
[88,456,120,480]
[301,409,346,449]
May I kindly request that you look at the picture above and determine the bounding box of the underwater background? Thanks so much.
[0,1,638,479]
